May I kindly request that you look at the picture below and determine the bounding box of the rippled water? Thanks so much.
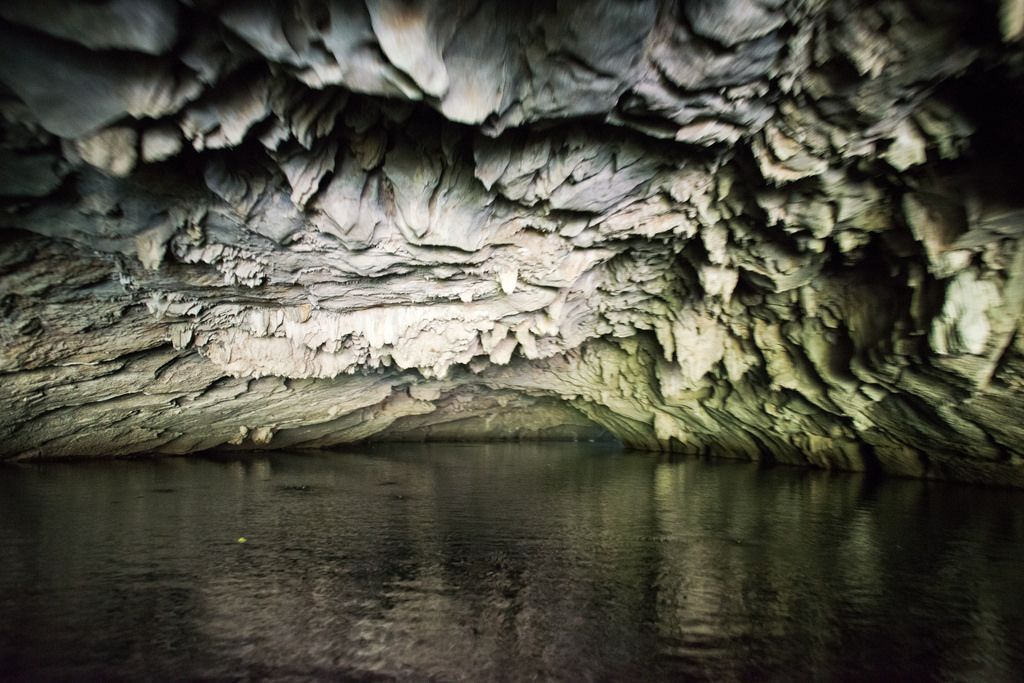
[1,443,1023,680]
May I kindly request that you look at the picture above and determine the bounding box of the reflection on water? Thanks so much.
[1,443,1023,680]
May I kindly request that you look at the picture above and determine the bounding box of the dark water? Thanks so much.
[1,444,1023,681]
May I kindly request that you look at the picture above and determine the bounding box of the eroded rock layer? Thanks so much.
[2,0,1024,484]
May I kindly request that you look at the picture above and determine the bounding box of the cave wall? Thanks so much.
[1,0,1024,485]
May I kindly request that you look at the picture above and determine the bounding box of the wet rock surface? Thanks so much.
[1,0,1024,484]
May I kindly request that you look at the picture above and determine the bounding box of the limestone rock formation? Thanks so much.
[2,0,1024,485]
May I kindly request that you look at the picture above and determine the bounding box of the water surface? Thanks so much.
[1,443,1023,680]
